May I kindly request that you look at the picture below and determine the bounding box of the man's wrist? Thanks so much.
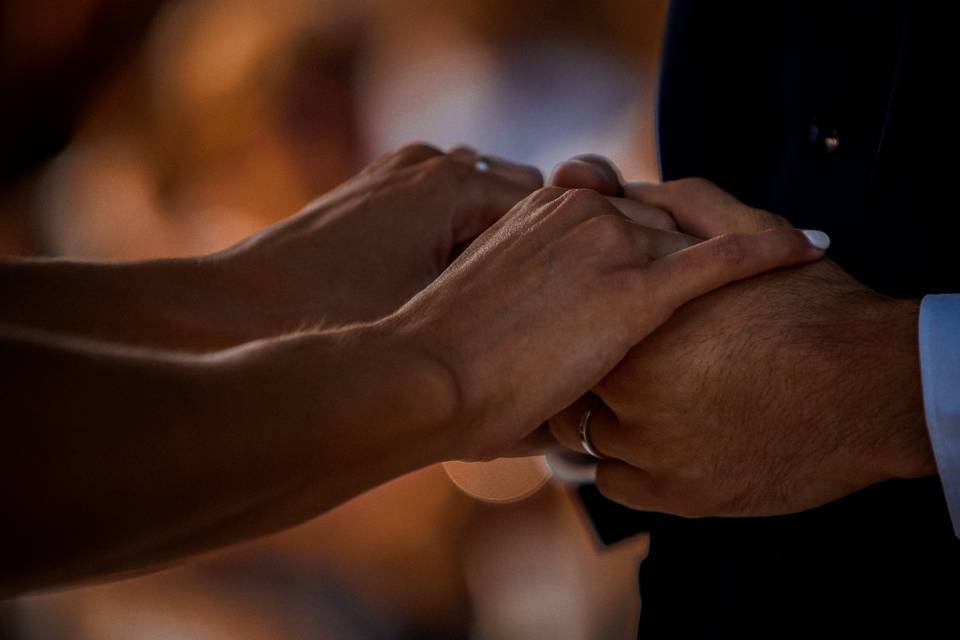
[870,297,937,480]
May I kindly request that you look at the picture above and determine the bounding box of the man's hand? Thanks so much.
[550,173,937,517]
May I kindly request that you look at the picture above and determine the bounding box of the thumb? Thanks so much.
[624,178,791,237]
[643,227,830,311]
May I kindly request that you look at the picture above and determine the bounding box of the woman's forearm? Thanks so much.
[0,322,453,597]
[0,256,268,351]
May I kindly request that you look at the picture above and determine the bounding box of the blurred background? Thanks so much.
[0,1,668,637]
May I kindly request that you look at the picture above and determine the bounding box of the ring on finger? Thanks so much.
[579,407,605,459]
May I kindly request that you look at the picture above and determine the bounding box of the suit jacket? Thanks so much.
[581,1,960,635]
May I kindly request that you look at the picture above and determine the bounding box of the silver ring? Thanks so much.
[579,407,604,459]
[473,157,491,173]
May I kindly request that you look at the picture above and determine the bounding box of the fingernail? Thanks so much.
[801,229,831,250]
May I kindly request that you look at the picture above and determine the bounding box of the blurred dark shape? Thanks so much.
[0,1,164,185]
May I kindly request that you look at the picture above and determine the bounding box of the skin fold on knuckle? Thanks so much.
[747,206,791,230]
[647,209,678,231]
[559,188,607,214]
[711,233,752,269]
[528,186,568,208]
[578,214,633,257]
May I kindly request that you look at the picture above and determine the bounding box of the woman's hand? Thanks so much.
[212,145,674,338]
[385,185,829,462]
[1,177,825,597]
[0,145,543,350]
[215,144,545,329]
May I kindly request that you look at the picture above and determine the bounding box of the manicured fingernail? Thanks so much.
[801,229,831,250]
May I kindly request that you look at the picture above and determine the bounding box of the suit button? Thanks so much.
[809,123,840,154]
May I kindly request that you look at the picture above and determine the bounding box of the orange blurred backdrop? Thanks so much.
[0,2,668,637]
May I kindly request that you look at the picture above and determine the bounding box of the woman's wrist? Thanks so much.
[205,318,464,509]
[147,253,279,349]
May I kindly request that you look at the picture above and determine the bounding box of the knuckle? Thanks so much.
[768,211,792,229]
[533,186,567,202]
[745,206,787,230]
[648,209,678,231]
[563,187,605,207]
[604,268,648,301]
[521,186,566,213]
[422,154,467,180]
[579,214,631,253]
[398,142,443,161]
[713,233,750,267]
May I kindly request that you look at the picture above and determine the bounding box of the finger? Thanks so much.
[628,225,698,260]
[384,142,445,169]
[528,184,679,232]
[607,197,677,231]
[595,461,667,512]
[643,228,830,311]
[624,178,790,237]
[448,144,478,156]
[499,423,563,458]
[450,148,544,192]
[556,195,692,261]
[451,170,546,242]
[572,154,623,188]
[550,158,621,195]
[549,397,619,457]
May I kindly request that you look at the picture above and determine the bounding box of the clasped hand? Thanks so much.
[2,144,873,595]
